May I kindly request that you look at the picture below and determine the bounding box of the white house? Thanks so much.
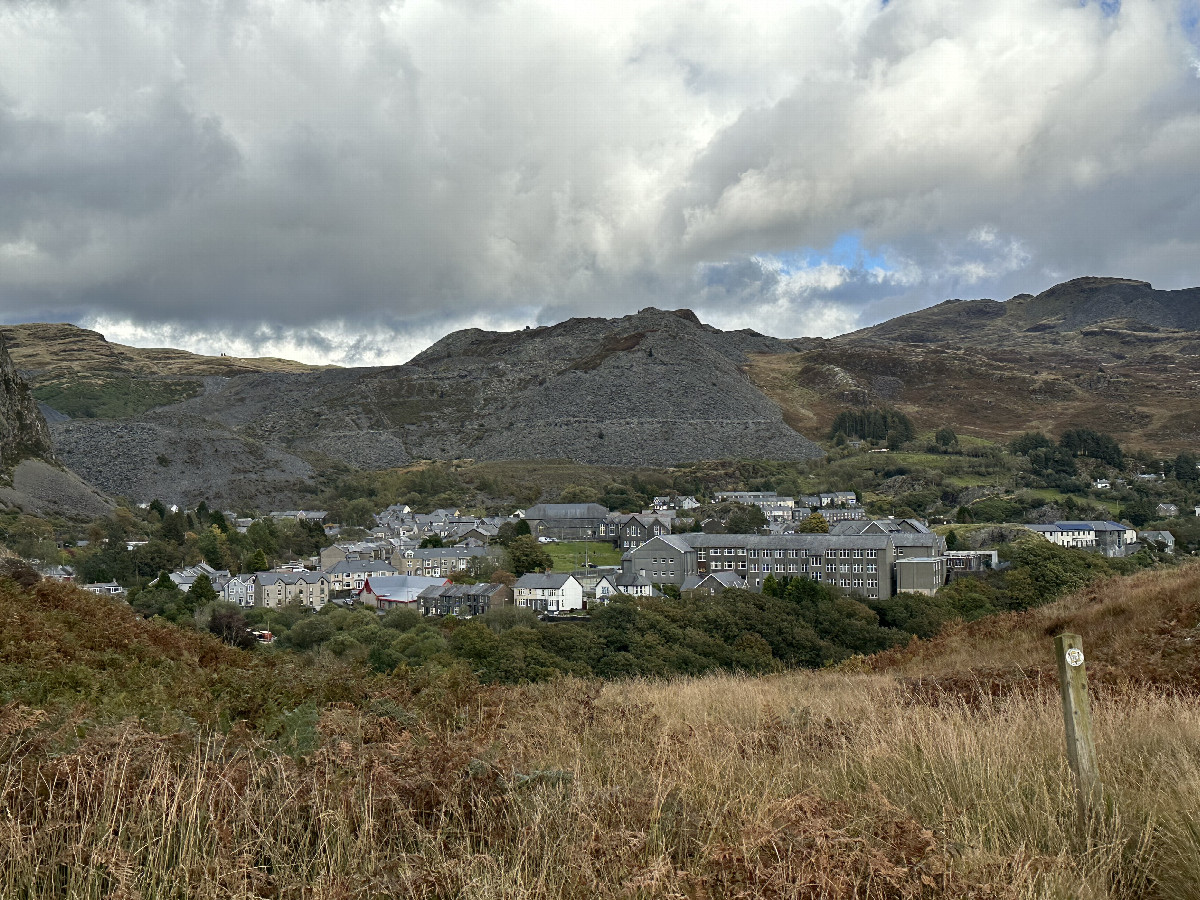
[593,572,654,602]
[514,574,584,612]
[222,574,257,608]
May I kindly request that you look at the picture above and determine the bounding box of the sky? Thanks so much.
[2,0,1200,366]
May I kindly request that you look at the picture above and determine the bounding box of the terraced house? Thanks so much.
[255,571,331,610]
[391,546,490,577]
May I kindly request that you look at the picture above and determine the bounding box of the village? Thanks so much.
[70,486,1187,627]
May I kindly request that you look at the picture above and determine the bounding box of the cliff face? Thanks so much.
[0,336,53,470]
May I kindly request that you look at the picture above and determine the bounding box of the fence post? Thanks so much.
[1054,632,1102,824]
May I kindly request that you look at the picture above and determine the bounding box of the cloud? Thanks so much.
[1,0,1199,363]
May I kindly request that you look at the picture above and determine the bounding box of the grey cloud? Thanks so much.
[1,0,1199,364]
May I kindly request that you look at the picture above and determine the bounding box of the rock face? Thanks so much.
[43,308,824,505]
[0,336,53,469]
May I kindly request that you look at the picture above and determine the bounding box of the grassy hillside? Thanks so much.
[4,570,1200,897]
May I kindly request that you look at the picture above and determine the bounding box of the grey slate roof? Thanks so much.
[514,573,577,589]
[681,533,894,550]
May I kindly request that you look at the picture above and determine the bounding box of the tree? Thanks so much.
[246,548,269,573]
[935,427,958,448]
[1174,452,1200,484]
[559,485,600,504]
[796,512,829,533]
[496,519,531,547]
[945,528,960,551]
[188,574,220,607]
[209,603,256,649]
[726,503,768,534]
[1009,432,1053,455]
[506,535,553,576]
[1121,499,1157,528]
[420,534,445,548]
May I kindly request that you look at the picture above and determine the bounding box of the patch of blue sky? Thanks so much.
[1077,0,1121,15]
[1182,0,1200,40]
[766,232,893,278]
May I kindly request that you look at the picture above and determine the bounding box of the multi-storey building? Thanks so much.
[624,533,897,600]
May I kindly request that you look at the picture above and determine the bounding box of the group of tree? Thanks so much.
[72,503,331,589]
[829,409,915,447]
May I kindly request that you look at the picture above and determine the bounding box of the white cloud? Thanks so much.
[1,0,1199,358]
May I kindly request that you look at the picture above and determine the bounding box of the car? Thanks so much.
[537,536,559,543]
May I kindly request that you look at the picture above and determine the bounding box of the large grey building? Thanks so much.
[523,503,611,540]
[624,532,898,600]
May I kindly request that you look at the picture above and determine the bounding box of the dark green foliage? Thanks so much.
[246,548,269,573]
[31,376,202,419]
[420,534,445,548]
[1174,452,1200,484]
[495,519,531,546]
[506,535,552,576]
[1059,429,1124,467]
[1009,432,1053,455]
[1028,446,1077,477]
[1121,499,1158,528]
[945,528,959,551]
[725,503,767,534]
[935,427,958,448]
[187,574,219,607]
[829,409,914,444]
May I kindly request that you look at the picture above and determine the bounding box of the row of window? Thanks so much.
[697,548,879,559]
[708,561,879,574]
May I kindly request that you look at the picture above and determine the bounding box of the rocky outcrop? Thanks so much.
[0,336,53,470]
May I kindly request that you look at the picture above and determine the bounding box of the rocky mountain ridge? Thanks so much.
[31,308,823,506]
[14,275,1200,508]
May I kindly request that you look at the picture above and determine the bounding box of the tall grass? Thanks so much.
[4,670,1199,898]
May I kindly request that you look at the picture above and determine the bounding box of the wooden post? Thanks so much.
[1054,632,1102,823]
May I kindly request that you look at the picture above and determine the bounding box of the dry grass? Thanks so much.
[4,668,1200,898]
[5,570,1200,898]
[873,561,1200,690]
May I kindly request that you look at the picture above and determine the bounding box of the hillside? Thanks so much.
[0,334,112,518]
[3,564,1200,897]
[746,277,1200,451]
[15,275,1200,507]
[40,308,823,506]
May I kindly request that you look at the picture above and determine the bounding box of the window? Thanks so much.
[853,549,863,558]
[749,549,758,558]
[839,564,850,573]
[852,564,863,574]
[867,564,877,574]
[866,550,877,559]
[775,550,785,559]
[841,549,852,558]
[826,563,836,573]
[788,564,798,572]
[788,549,798,558]
[750,563,758,572]
[867,580,878,589]
[813,573,822,581]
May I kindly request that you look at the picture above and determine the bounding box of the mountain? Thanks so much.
[745,277,1200,451]
[11,275,1200,509]
[18,309,822,507]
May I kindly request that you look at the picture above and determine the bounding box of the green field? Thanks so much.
[544,540,623,571]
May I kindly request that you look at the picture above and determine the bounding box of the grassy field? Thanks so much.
[5,566,1200,897]
[545,539,624,570]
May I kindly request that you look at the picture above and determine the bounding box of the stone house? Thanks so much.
[325,559,398,593]
[522,503,610,541]
[255,571,331,610]
[418,582,513,617]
